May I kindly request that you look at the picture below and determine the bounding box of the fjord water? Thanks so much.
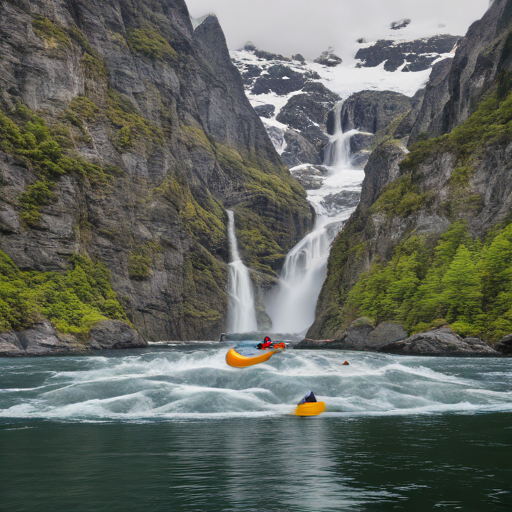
[1,346,511,510]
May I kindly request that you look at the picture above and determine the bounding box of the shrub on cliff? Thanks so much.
[0,251,127,336]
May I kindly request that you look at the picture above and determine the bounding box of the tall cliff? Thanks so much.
[0,0,313,342]
[310,0,512,343]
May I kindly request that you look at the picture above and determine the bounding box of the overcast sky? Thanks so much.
[186,0,491,60]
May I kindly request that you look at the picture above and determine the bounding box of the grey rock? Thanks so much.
[0,331,25,357]
[88,320,147,350]
[355,35,460,72]
[254,104,276,118]
[368,322,408,345]
[380,327,500,356]
[321,190,361,214]
[277,82,339,162]
[265,125,286,153]
[292,54,306,64]
[440,0,512,134]
[252,65,304,95]
[295,338,340,350]
[391,19,411,30]
[358,140,408,212]
[350,132,374,169]
[290,164,329,190]
[314,50,342,67]
[241,64,261,85]
[278,82,340,132]
[496,334,512,355]
[0,321,87,357]
[254,49,291,62]
[351,151,371,169]
[298,319,406,352]
[281,129,322,168]
[400,58,453,143]
[350,133,374,153]
[339,90,413,134]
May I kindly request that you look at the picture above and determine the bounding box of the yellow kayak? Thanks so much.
[295,401,326,417]
[226,347,282,368]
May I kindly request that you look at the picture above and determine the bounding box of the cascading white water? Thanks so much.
[267,101,365,334]
[226,210,258,333]
[323,102,352,169]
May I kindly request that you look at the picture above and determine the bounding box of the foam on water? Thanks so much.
[1,348,511,422]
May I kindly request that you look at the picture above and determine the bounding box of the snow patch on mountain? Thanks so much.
[231,34,458,170]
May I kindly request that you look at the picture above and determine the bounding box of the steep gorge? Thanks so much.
[310,0,512,344]
[0,0,313,346]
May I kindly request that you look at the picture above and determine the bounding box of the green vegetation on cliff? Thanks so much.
[155,171,227,254]
[214,143,311,275]
[107,90,164,151]
[128,241,162,280]
[344,222,512,341]
[315,87,512,341]
[32,16,72,51]
[401,89,512,174]
[0,251,127,335]
[127,27,177,61]
[0,103,118,185]
[182,246,227,324]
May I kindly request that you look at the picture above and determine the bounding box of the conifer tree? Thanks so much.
[441,245,483,325]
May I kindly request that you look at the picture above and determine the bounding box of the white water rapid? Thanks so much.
[226,210,258,333]
[2,347,511,421]
[267,102,365,334]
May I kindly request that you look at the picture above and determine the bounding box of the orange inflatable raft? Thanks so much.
[226,344,286,368]
[295,401,326,417]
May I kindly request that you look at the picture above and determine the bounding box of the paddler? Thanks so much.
[256,336,272,350]
[298,391,317,404]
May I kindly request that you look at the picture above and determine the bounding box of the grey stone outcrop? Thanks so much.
[0,320,146,356]
[380,327,500,357]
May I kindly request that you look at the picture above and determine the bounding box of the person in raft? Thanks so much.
[298,391,317,405]
[256,336,272,350]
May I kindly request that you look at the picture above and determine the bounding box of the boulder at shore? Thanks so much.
[296,318,407,351]
[496,334,512,355]
[0,320,147,357]
[380,327,500,357]
[296,321,505,357]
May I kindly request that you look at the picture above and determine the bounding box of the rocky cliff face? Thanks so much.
[310,0,512,343]
[0,0,313,344]
[336,91,413,134]
[355,35,460,72]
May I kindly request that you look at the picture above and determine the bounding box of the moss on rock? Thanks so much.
[127,27,177,61]
[107,90,164,152]
[0,251,127,336]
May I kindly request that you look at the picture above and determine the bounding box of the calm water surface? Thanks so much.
[1,345,511,511]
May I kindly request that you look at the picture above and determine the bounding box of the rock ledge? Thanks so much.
[0,320,147,357]
[380,327,500,357]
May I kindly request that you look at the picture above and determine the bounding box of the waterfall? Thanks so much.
[267,101,364,334]
[226,210,258,333]
[323,101,353,168]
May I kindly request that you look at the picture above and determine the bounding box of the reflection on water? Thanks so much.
[1,415,511,511]
[0,346,511,510]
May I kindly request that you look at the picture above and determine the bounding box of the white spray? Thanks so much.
[268,101,364,334]
[226,210,258,333]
